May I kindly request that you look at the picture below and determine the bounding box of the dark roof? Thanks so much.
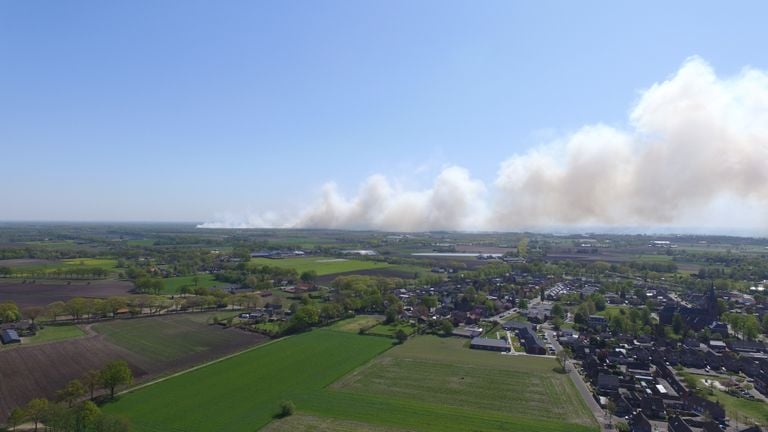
[470,337,510,349]
[502,320,532,331]
[597,373,619,389]
[668,416,693,432]
[1,329,21,344]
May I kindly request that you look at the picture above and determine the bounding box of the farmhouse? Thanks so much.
[470,337,510,352]
[1,329,21,345]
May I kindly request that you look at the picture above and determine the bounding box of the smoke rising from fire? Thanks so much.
[199,58,768,233]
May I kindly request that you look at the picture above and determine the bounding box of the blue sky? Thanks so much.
[2,2,768,231]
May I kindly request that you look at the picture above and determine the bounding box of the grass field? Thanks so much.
[4,258,118,276]
[23,325,85,345]
[103,330,393,431]
[125,239,156,247]
[366,322,417,337]
[708,388,768,425]
[161,274,222,294]
[262,415,411,432]
[103,329,596,432]
[595,305,628,319]
[328,315,382,333]
[249,257,391,276]
[93,313,262,364]
[328,336,596,431]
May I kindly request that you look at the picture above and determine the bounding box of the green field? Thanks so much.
[125,239,156,247]
[262,415,411,432]
[595,305,628,319]
[105,329,596,432]
[249,257,391,276]
[92,313,257,363]
[366,322,417,337]
[103,330,393,431]
[161,274,222,294]
[708,388,768,425]
[328,336,596,431]
[23,325,86,345]
[328,315,382,333]
[4,258,118,276]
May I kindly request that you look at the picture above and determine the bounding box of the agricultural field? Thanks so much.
[262,415,412,432]
[328,336,596,432]
[92,313,266,365]
[0,279,135,308]
[0,313,267,420]
[22,324,85,345]
[104,328,596,432]
[249,256,392,276]
[0,336,147,420]
[1,258,118,276]
[160,274,222,295]
[328,315,382,333]
[366,322,417,337]
[103,330,393,431]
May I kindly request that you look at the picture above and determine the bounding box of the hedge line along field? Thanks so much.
[248,256,391,276]
[102,329,394,431]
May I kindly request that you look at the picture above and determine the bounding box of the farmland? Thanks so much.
[92,313,266,365]
[0,258,118,276]
[328,336,596,432]
[22,324,86,345]
[366,322,417,337]
[0,313,267,420]
[0,279,135,308]
[104,327,596,432]
[103,330,393,431]
[249,256,391,276]
[0,336,147,420]
[159,274,222,295]
[328,315,383,333]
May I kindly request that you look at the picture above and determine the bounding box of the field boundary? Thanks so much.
[117,336,286,396]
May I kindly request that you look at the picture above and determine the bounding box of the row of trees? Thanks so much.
[6,360,132,431]
[0,267,110,280]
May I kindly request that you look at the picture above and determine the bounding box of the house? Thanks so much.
[470,337,510,352]
[518,326,546,355]
[588,315,608,328]
[1,329,21,345]
[727,340,766,354]
[597,373,619,395]
[709,340,727,352]
[668,416,694,432]
[502,320,534,332]
[630,412,652,432]
[684,394,725,421]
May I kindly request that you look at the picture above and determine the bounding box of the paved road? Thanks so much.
[542,324,613,431]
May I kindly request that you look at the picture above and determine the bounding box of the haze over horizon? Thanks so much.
[3,2,768,235]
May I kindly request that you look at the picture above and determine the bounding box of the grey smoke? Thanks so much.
[199,57,768,232]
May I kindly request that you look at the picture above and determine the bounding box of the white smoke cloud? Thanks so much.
[295,166,487,231]
[199,57,768,233]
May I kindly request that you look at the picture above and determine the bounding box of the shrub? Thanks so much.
[279,400,295,417]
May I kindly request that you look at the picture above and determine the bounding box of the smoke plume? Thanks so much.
[199,58,768,233]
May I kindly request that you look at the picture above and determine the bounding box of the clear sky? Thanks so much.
[2,2,768,233]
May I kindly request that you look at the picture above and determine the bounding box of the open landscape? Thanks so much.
[103,326,596,432]
[4,5,768,431]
